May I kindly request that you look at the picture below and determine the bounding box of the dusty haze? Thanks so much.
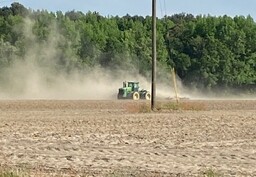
[0,18,253,100]
[0,18,181,100]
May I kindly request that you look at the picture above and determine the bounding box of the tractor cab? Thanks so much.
[123,81,139,92]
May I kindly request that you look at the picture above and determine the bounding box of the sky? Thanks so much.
[1,0,256,20]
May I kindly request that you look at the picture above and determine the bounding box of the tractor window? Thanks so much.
[133,83,139,91]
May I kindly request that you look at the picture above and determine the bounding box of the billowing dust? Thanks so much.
[0,18,253,100]
[0,18,181,100]
[0,63,182,100]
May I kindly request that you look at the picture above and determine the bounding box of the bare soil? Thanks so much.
[0,100,256,176]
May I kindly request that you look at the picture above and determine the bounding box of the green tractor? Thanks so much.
[117,81,151,100]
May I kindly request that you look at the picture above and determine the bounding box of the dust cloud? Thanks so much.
[4,18,249,100]
[0,18,181,100]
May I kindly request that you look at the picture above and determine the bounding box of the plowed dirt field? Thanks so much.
[0,100,256,176]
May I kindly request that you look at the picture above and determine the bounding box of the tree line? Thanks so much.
[0,3,255,92]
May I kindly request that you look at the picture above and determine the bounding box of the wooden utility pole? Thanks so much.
[151,0,157,110]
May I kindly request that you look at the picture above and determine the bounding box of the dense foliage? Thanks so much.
[0,3,255,92]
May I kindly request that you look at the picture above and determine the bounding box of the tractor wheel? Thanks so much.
[144,92,151,100]
[132,92,140,100]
